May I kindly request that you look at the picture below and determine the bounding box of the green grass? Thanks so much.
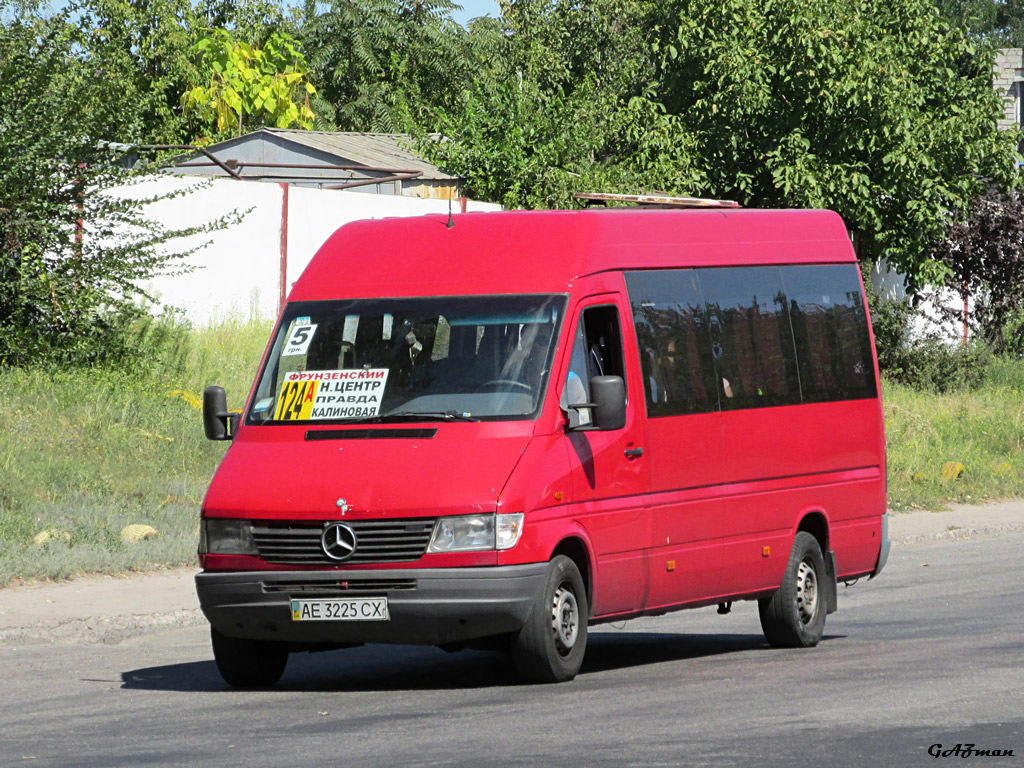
[3,316,1024,584]
[0,314,272,586]
[884,358,1024,511]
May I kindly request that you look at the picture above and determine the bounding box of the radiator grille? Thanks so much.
[250,519,435,565]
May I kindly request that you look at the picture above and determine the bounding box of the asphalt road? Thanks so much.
[1,531,1022,767]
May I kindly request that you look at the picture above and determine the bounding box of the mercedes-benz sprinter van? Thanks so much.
[197,207,888,687]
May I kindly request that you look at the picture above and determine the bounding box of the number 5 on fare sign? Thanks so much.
[283,323,317,357]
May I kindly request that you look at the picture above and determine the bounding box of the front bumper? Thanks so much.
[195,564,548,647]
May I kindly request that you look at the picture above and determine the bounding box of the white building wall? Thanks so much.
[868,257,906,300]
[117,176,500,324]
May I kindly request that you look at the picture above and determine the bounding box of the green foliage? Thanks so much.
[893,339,992,393]
[864,280,916,377]
[865,281,991,392]
[998,306,1024,357]
[0,316,271,585]
[0,10,228,368]
[424,78,680,208]
[929,187,1024,354]
[62,0,202,144]
[935,0,1024,47]
[884,367,1024,510]
[62,0,301,144]
[183,28,316,139]
[428,0,1018,287]
[424,0,697,207]
[300,0,477,132]
[654,0,1017,283]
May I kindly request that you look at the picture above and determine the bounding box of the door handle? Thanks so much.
[624,447,644,458]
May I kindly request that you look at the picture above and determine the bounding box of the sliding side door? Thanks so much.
[625,271,725,609]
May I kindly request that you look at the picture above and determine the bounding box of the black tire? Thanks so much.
[512,555,588,683]
[759,531,827,648]
[211,627,289,688]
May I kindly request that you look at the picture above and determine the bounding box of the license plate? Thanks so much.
[290,597,389,622]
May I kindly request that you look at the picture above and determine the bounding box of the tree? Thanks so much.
[935,0,1024,47]
[0,10,221,367]
[182,29,317,139]
[423,0,697,207]
[63,0,203,145]
[652,0,1019,286]
[57,0,300,145]
[300,0,475,132]
[427,0,1019,287]
[930,187,1024,352]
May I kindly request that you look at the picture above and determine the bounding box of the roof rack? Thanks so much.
[574,191,740,209]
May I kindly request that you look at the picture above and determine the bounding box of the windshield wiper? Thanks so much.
[376,410,480,422]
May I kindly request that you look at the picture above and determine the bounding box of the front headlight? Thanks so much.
[426,513,526,553]
[201,518,257,556]
[428,514,495,553]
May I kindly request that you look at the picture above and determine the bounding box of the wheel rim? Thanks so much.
[796,558,818,625]
[551,584,579,655]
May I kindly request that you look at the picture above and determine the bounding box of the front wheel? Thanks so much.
[211,627,289,688]
[512,555,588,683]
[759,531,827,648]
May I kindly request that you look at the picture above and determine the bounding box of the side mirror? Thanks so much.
[590,375,626,431]
[203,386,239,441]
[564,376,627,431]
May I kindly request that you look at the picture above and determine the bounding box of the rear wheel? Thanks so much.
[211,627,289,688]
[759,531,827,648]
[512,555,588,683]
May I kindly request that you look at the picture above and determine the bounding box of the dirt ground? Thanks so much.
[2,500,1023,647]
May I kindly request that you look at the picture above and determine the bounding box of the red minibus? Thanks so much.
[197,207,889,687]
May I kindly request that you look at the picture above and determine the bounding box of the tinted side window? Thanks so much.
[781,264,877,402]
[699,267,801,410]
[625,270,718,416]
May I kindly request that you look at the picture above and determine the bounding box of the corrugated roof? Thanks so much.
[261,128,456,180]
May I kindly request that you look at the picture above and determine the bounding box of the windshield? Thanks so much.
[248,295,566,425]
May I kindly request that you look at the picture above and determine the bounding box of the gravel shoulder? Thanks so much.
[3,500,1023,647]
[0,567,204,646]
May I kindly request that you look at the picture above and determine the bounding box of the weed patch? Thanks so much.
[0,315,270,585]
[884,367,1024,510]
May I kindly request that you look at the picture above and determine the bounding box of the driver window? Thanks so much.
[560,305,625,411]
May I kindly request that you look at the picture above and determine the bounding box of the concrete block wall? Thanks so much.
[994,48,1022,131]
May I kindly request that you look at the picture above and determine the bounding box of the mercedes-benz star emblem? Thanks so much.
[321,523,357,561]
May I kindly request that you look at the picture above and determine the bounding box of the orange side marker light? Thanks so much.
[762,546,771,557]
[666,560,676,572]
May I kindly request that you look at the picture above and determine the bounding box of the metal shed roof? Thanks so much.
[164,128,462,196]
[262,129,456,181]
[165,128,461,196]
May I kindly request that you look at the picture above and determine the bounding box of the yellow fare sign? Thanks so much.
[274,369,391,421]
[274,379,319,421]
